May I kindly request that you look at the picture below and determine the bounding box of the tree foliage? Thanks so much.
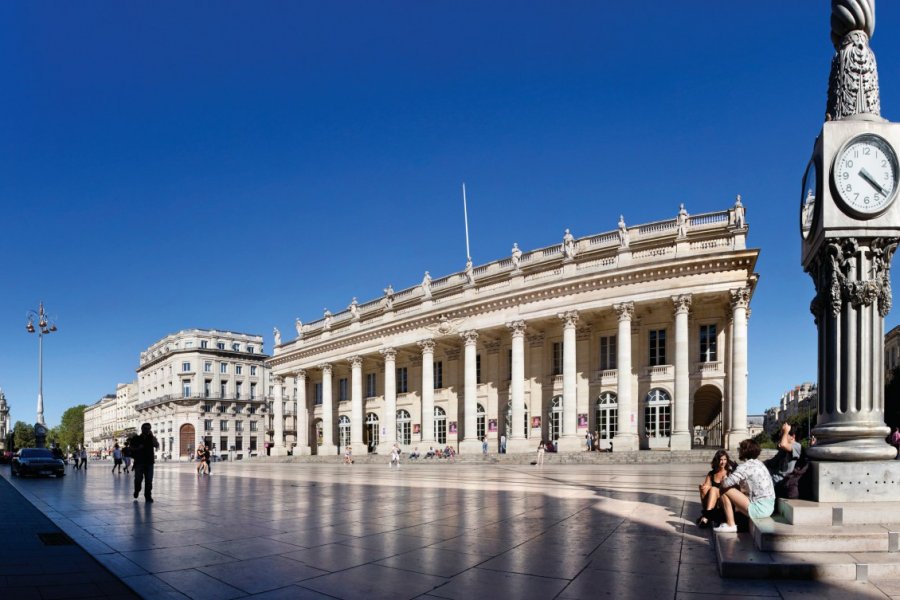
[56,405,86,450]
[12,421,36,449]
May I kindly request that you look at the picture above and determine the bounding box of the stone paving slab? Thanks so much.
[5,461,900,599]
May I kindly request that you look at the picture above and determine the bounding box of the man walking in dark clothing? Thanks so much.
[131,423,159,502]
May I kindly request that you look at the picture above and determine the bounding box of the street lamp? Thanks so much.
[26,302,58,426]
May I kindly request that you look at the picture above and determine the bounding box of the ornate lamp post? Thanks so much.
[26,302,58,427]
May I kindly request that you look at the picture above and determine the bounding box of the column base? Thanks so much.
[727,430,749,451]
[506,438,534,454]
[458,439,483,454]
[669,432,692,451]
[612,433,639,452]
[812,461,900,502]
[317,443,338,456]
[556,436,583,453]
[270,446,288,457]
[293,445,312,456]
[349,443,368,458]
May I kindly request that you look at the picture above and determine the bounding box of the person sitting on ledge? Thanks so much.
[425,446,435,459]
[714,438,776,533]
[696,449,736,528]
[409,447,421,460]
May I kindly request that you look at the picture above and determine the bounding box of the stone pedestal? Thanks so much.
[458,439,483,455]
[269,446,288,457]
[505,438,534,454]
[555,437,583,453]
[811,460,900,502]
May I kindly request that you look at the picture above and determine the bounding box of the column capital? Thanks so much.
[506,320,527,337]
[614,301,635,321]
[672,294,692,315]
[319,363,332,375]
[460,330,479,346]
[417,338,436,353]
[730,287,751,311]
[557,310,579,328]
[380,347,397,361]
[273,375,284,385]
[295,369,307,381]
[348,356,363,368]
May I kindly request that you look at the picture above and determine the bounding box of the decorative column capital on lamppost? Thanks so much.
[26,302,58,428]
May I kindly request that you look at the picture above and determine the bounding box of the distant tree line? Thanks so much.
[8,405,86,451]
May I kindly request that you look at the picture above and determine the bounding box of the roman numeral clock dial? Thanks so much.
[832,133,899,217]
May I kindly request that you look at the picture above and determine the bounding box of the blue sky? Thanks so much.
[2,2,898,426]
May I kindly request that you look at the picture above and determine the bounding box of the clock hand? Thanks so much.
[859,168,888,196]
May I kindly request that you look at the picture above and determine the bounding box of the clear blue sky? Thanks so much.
[2,2,898,426]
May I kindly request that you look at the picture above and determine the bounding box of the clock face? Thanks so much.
[832,133,899,217]
[800,158,817,239]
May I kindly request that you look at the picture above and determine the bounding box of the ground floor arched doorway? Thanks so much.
[179,424,195,458]
[693,384,724,448]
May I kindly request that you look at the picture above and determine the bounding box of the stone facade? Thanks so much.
[270,201,759,455]
[0,389,9,450]
[84,393,117,454]
[763,382,817,434]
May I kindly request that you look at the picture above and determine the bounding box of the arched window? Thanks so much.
[365,413,379,453]
[549,396,563,442]
[434,406,447,445]
[338,415,351,450]
[596,392,618,441]
[476,403,486,441]
[645,388,672,438]
[397,409,411,445]
[505,401,529,439]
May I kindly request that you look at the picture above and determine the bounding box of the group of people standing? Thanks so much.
[195,443,212,475]
[697,423,803,533]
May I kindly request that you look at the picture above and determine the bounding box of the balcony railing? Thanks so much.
[643,365,674,378]
[136,393,267,412]
[697,361,723,375]
[593,369,618,382]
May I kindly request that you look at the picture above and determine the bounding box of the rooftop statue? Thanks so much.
[421,272,432,299]
[618,216,630,248]
[676,204,689,238]
[295,318,303,338]
[562,229,576,260]
[511,243,522,270]
[273,327,282,347]
[827,0,880,120]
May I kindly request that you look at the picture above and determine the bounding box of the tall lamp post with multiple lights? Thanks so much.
[26,302,58,427]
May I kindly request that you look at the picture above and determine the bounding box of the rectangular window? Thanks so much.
[204,362,212,373]
[250,366,257,376]
[232,343,240,351]
[235,365,243,375]
[649,329,667,367]
[204,419,213,432]
[339,378,348,401]
[248,404,256,414]
[217,402,225,413]
[476,354,482,384]
[250,382,257,400]
[314,383,323,405]
[220,363,228,374]
[250,421,258,432]
[552,342,564,375]
[235,382,242,398]
[247,345,255,354]
[204,380,211,398]
[182,362,191,372]
[249,437,257,451]
[217,342,226,350]
[396,367,408,394]
[202,403,212,412]
[234,437,243,451]
[220,382,227,398]
[200,340,208,349]
[434,361,443,389]
[182,380,191,397]
[235,420,243,432]
[366,373,377,397]
[600,335,617,370]
[700,325,718,362]
[220,420,228,432]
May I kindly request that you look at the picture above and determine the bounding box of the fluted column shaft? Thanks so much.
[614,302,638,451]
[419,340,436,445]
[728,290,749,449]
[272,376,285,455]
[671,295,692,450]
[557,311,581,452]
[350,357,364,452]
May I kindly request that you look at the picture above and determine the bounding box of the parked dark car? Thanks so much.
[11,448,66,477]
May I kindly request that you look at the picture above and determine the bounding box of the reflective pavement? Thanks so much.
[2,460,898,599]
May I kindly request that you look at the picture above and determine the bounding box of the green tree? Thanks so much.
[12,421,36,449]
[46,426,61,446]
[56,405,86,451]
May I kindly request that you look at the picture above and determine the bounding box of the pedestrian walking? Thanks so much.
[111,444,123,473]
[79,448,88,470]
[536,439,545,466]
[482,437,488,455]
[131,423,159,502]
[122,441,132,473]
[389,443,401,468]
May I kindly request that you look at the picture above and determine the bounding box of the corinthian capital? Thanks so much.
[730,287,751,311]
[460,330,479,346]
[613,301,635,322]
[506,320,527,338]
[319,363,332,375]
[295,369,307,382]
[417,339,436,354]
[380,347,397,362]
[273,375,284,385]
[672,294,692,316]
[558,310,579,329]
[348,356,363,369]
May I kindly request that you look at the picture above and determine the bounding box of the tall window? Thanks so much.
[700,324,718,362]
[182,380,191,397]
[235,365,243,375]
[204,362,212,373]
[232,343,240,351]
[397,410,411,445]
[220,420,228,431]
[235,382,242,398]
[505,401,529,439]
[200,340,208,349]
[314,383,323,405]
[235,420,243,432]
[250,421,257,432]
[366,373,377,398]
[476,354,482,383]
[250,366,257,376]
[250,382,256,399]
[549,396,563,441]
[220,363,228,374]
[599,335,617,370]
[644,388,672,438]
[217,342,226,350]
[366,413,379,452]
[204,380,211,398]
[182,362,191,372]
[338,415,351,449]
[596,392,618,441]
[434,361,443,389]
[552,342,564,375]
[220,382,227,398]
[476,403,486,441]
[434,406,447,444]
[396,367,408,394]
[204,419,213,432]
[339,378,348,402]
[649,330,667,366]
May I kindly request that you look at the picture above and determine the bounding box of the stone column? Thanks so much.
[294,370,310,455]
[459,330,481,453]
[506,320,529,453]
[728,289,749,450]
[349,356,366,456]
[557,311,581,452]
[671,294,693,450]
[418,340,436,446]
[271,376,286,456]
[320,364,336,455]
[378,348,397,453]
[613,302,639,451]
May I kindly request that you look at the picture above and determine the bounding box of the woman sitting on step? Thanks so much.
[696,449,736,528]
[714,438,776,533]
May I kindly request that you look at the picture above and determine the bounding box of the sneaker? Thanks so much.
[145,497,154,503]
[713,523,737,533]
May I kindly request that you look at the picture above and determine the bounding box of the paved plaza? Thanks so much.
[3,460,900,600]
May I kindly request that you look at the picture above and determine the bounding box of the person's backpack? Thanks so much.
[775,448,811,500]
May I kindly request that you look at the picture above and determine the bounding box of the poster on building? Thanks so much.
[413,423,420,434]
[531,416,542,429]
[449,421,458,434]
[577,414,588,428]
[488,419,498,432]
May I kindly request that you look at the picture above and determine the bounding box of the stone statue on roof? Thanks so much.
[618,215,630,248]
[273,327,282,347]
[295,318,303,339]
[421,272,432,299]
[676,204,689,238]
[511,243,522,270]
[562,229,576,260]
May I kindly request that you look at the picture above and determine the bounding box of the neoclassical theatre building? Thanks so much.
[269,199,758,455]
